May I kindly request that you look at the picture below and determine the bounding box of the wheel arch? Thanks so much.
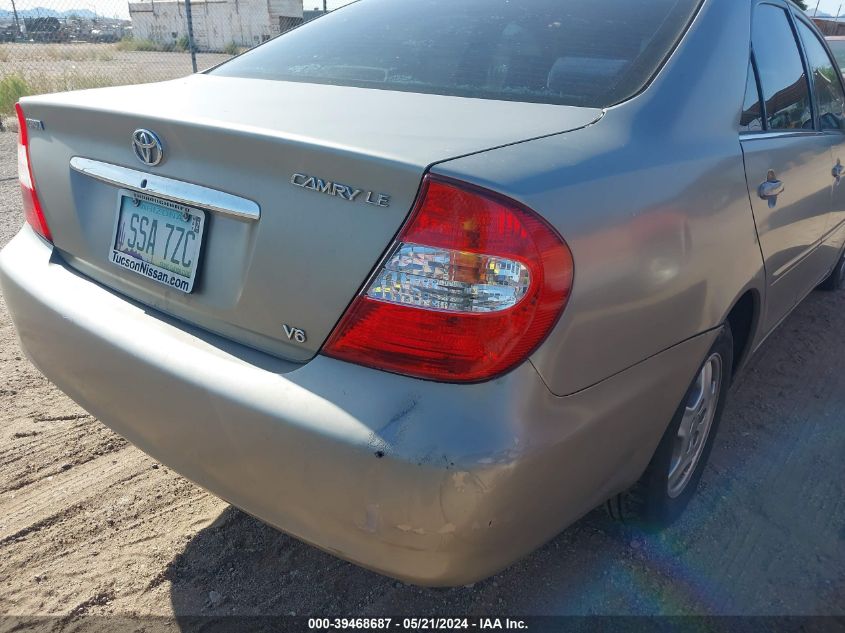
[723,287,763,376]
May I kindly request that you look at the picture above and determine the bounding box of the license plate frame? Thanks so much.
[109,189,207,294]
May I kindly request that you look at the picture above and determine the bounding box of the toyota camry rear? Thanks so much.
[0,0,790,585]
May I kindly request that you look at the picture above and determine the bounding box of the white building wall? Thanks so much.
[128,2,182,44]
[268,0,303,31]
[129,0,302,52]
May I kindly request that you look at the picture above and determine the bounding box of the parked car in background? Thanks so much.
[2,0,845,586]
[0,25,19,42]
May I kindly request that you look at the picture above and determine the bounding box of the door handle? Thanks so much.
[759,179,784,199]
[759,170,783,208]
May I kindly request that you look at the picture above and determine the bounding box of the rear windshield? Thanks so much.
[210,0,702,108]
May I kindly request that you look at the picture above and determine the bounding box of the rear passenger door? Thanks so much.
[740,2,838,334]
[793,16,845,248]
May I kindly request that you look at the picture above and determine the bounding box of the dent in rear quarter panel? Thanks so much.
[433,0,765,396]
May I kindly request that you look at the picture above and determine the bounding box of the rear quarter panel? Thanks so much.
[433,0,765,395]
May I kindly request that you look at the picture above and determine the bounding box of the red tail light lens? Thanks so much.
[15,103,52,242]
[323,175,574,382]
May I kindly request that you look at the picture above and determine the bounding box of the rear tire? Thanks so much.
[818,250,845,291]
[606,325,733,529]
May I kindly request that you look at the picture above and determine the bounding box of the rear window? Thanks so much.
[210,0,702,108]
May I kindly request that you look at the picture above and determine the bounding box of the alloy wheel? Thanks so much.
[667,353,723,499]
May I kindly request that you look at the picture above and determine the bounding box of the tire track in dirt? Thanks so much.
[0,446,148,544]
[0,416,128,494]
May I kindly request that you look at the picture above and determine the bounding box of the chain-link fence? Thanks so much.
[0,0,334,127]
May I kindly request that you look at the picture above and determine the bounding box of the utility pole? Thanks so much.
[10,0,22,39]
[185,0,198,73]
[814,0,821,17]
[323,0,327,12]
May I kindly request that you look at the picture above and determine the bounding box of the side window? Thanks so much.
[753,4,812,131]
[741,61,764,132]
[797,20,845,131]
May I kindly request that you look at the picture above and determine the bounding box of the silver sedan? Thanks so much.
[2,0,844,585]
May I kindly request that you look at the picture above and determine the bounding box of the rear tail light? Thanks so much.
[323,175,574,382]
[15,102,52,242]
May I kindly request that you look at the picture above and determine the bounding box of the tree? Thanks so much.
[791,0,809,10]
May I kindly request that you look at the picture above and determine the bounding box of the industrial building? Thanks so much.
[813,17,845,35]
[128,0,303,52]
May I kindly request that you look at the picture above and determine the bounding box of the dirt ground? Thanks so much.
[0,130,842,625]
[0,42,231,84]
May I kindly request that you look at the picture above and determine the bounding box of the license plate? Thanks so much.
[109,191,206,293]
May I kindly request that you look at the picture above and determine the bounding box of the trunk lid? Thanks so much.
[23,75,602,361]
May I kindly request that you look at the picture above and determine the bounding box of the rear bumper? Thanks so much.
[0,227,717,585]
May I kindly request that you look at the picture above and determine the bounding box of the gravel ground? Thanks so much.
[0,130,843,624]
[0,42,231,84]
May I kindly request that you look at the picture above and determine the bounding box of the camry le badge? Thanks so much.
[132,128,164,167]
[291,173,391,207]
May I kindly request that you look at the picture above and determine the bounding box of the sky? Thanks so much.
[808,0,845,16]
[2,0,845,23]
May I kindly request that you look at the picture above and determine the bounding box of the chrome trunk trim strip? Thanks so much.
[69,156,260,222]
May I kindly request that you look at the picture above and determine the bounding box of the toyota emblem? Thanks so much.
[131,128,164,167]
